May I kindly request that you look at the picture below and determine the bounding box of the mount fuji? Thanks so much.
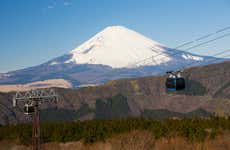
[0,26,223,89]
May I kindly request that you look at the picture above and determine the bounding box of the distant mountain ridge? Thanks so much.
[0,26,224,88]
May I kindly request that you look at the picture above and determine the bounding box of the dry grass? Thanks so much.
[2,130,230,150]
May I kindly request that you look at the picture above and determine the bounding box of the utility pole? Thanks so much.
[13,89,58,150]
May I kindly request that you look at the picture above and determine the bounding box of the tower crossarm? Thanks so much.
[13,89,58,107]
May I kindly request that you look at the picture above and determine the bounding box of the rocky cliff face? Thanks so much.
[0,61,229,125]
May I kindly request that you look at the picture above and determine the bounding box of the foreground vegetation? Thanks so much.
[0,117,230,145]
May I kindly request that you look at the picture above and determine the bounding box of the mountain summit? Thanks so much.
[64,26,170,68]
[0,26,222,88]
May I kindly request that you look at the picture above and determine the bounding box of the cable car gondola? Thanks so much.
[165,71,185,92]
[24,103,35,115]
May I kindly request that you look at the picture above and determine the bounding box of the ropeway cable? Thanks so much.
[139,48,230,76]
[133,32,230,67]
[132,25,230,67]
[180,49,230,70]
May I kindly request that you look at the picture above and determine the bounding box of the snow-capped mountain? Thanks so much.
[65,26,171,68]
[0,26,223,89]
[49,26,203,68]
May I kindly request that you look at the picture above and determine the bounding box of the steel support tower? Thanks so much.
[13,89,58,150]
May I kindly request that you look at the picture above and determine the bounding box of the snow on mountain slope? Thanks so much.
[64,26,171,68]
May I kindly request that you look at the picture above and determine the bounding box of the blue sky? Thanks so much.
[1,0,230,72]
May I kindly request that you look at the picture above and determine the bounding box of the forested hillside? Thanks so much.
[0,117,230,150]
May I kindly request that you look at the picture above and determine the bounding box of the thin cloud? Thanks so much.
[47,5,54,9]
[46,0,71,9]
[47,1,57,9]
[63,1,71,6]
